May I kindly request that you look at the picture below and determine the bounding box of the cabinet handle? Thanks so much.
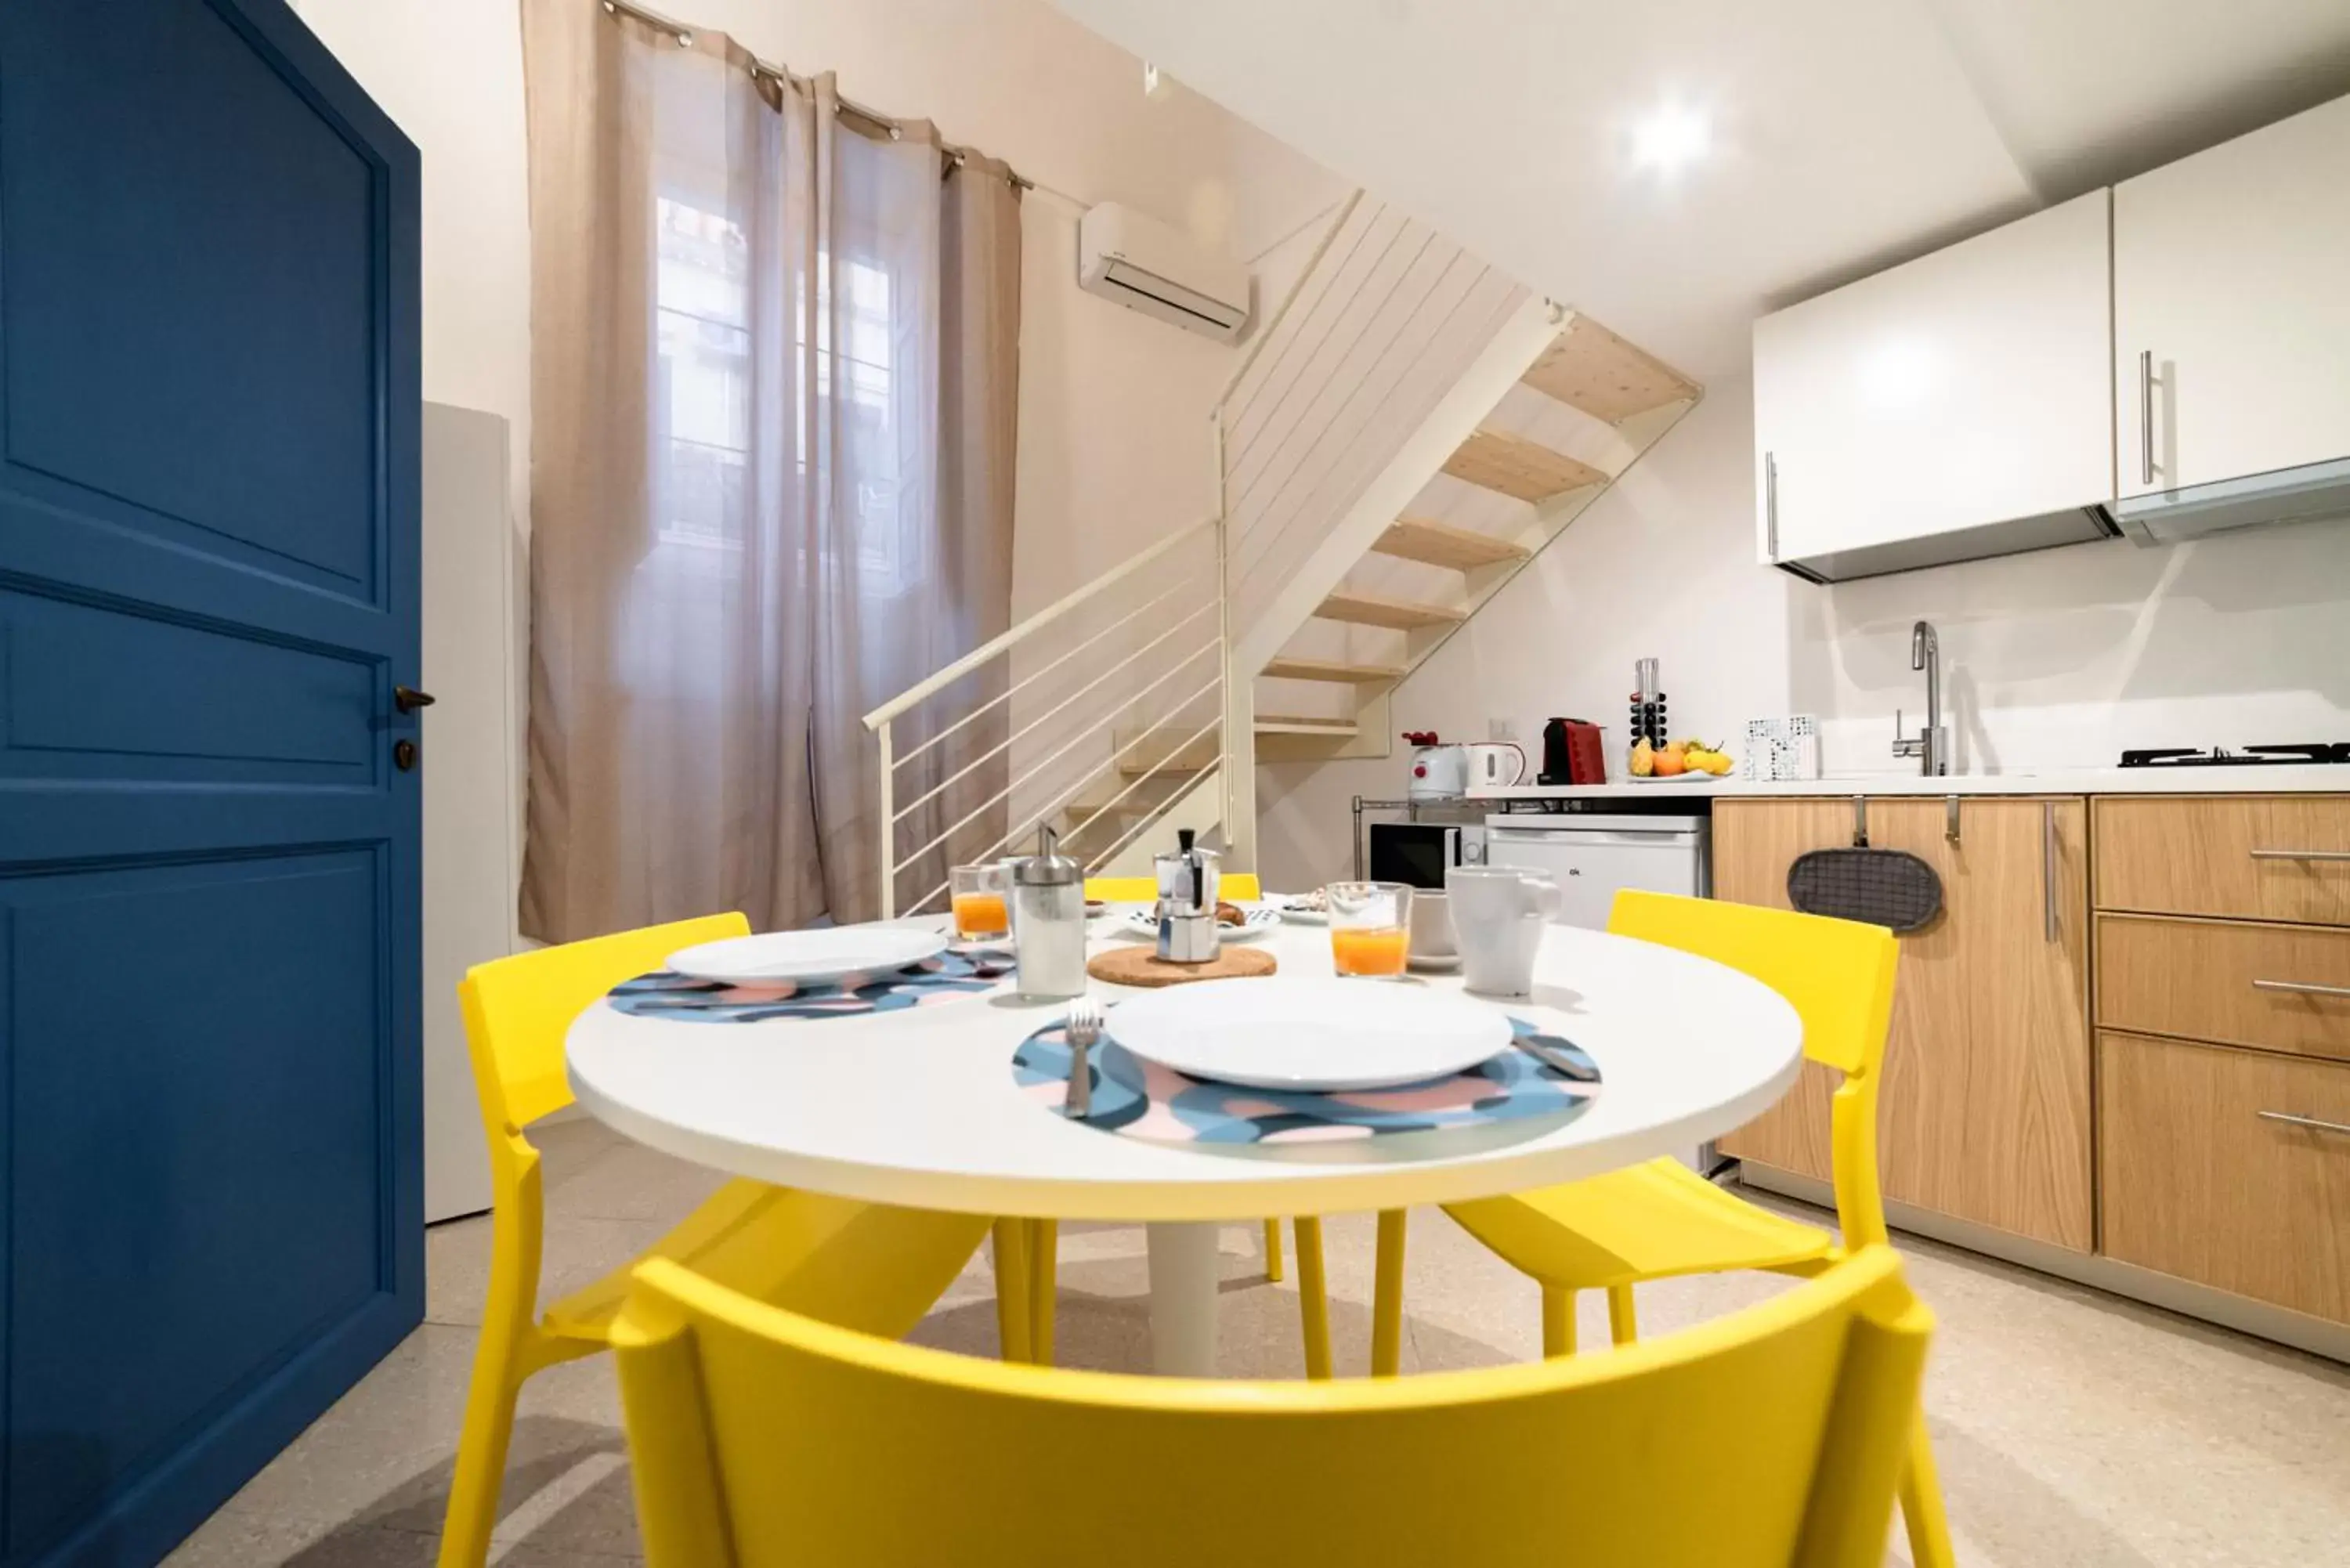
[2255,1110,2350,1138]
[2041,801,2058,942]
[2249,848,2350,862]
[2138,349,2156,486]
[2251,979,2350,999]
[1764,451,1779,560]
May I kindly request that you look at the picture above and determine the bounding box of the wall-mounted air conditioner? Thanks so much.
[1078,202,1251,343]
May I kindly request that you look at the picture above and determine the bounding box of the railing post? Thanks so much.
[1215,412,1232,851]
[877,721,895,921]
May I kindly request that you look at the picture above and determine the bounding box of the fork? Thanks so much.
[1063,997,1104,1117]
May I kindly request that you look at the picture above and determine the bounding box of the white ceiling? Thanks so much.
[1055,0,2350,378]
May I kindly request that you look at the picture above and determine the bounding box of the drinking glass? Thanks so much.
[1327,880,1412,978]
[950,863,1010,941]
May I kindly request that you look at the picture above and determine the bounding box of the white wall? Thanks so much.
[1256,374,2350,893]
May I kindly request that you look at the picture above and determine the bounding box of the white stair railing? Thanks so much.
[862,515,1226,918]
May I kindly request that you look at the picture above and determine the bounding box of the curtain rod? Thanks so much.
[599,0,1036,192]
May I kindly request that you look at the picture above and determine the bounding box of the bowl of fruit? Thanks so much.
[1629,737,1734,780]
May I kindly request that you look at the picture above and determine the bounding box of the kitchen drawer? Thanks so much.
[2097,914,2350,1062]
[2099,1031,2350,1324]
[2093,796,2350,926]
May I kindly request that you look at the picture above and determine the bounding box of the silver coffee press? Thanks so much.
[1153,827,1222,963]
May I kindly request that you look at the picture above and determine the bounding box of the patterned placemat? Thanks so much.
[609,947,1014,1024]
[1010,1013,1600,1147]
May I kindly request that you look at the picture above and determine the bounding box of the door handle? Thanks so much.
[395,685,437,714]
[2255,1110,2350,1138]
[2251,979,2350,999]
[2138,349,2156,486]
[2041,802,2059,942]
[1764,451,1779,559]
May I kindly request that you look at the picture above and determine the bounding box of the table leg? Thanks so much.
[1144,1222,1222,1376]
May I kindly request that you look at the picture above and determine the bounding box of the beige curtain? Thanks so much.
[519,0,1019,941]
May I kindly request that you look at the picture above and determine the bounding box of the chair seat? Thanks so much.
[545,1177,990,1346]
[1444,1157,1833,1292]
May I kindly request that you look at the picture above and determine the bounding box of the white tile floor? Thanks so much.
[168,1116,2350,1565]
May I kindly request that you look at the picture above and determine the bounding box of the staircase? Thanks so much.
[863,193,1699,912]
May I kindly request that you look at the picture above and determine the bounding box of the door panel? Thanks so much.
[1752,190,2112,562]
[0,0,379,592]
[0,590,378,782]
[2113,93,2350,497]
[5,853,387,1557]
[1712,797,2095,1250]
[0,1,421,1563]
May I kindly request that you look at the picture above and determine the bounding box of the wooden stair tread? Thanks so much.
[1520,316,1699,425]
[1442,428,1607,504]
[1255,714,1358,735]
[1373,516,1530,571]
[1261,656,1406,684]
[1314,590,1466,630]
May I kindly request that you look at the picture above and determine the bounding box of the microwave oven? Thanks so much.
[1366,822,1488,890]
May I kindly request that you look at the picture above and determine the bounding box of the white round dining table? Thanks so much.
[566,911,1804,1375]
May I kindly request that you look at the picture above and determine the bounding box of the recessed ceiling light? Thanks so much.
[1629,103,1711,174]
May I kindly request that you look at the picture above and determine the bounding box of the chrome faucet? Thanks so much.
[1892,619,1947,776]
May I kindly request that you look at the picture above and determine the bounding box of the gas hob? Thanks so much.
[2118,743,2350,768]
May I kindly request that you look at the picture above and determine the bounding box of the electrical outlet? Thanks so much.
[1489,717,1518,743]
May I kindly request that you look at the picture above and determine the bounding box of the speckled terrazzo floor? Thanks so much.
[166,1115,2350,1566]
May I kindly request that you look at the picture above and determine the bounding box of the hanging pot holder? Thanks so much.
[1787,848,1943,933]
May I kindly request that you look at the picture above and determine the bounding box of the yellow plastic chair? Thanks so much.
[436,913,994,1568]
[613,1244,1932,1567]
[1083,872,1261,902]
[1364,889,1954,1568]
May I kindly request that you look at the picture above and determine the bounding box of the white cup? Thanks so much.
[1446,865,1561,997]
[1408,888,1456,966]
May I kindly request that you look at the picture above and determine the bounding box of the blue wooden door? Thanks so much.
[0,1,422,1563]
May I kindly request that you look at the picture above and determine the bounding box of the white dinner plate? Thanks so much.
[1118,904,1282,943]
[1109,977,1514,1092]
[666,927,949,987]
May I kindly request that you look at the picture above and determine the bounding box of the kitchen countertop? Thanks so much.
[1473,765,2350,802]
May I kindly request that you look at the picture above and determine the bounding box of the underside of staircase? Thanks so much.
[1240,306,1701,771]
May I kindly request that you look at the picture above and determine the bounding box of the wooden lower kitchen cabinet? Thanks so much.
[1712,796,2095,1251]
[2100,1031,2350,1324]
[2096,912,2350,1062]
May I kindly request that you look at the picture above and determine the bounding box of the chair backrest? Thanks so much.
[1085,873,1261,902]
[613,1245,1931,1568]
[1607,890,1896,1078]
[458,912,750,1136]
[1607,889,1900,1246]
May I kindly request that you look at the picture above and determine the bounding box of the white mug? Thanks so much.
[1446,865,1561,996]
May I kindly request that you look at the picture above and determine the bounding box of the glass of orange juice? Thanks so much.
[950,863,1010,942]
[1328,881,1412,978]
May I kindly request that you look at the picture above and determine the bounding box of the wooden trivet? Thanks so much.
[1086,944,1277,988]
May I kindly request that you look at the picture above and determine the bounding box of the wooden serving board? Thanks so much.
[1086,944,1277,988]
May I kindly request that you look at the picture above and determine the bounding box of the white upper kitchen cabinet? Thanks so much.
[1752,190,2114,582]
[2113,93,2350,501]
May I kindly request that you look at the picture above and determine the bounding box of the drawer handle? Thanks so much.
[2251,979,2350,999]
[2248,849,2350,862]
[2256,1110,2350,1138]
